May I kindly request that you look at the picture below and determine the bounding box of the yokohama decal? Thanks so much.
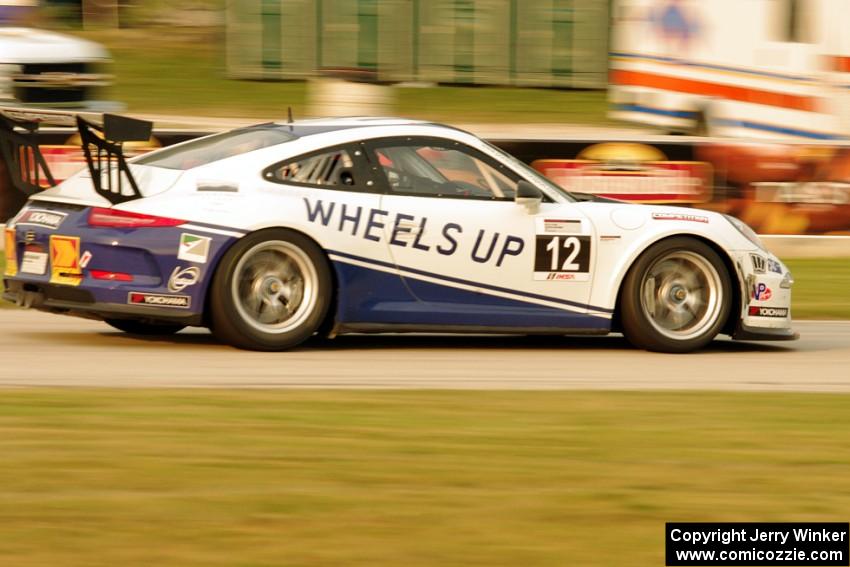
[748,306,788,318]
[127,292,191,309]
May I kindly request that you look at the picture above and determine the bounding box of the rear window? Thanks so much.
[134,127,297,170]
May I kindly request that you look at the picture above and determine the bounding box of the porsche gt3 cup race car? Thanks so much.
[2,112,798,352]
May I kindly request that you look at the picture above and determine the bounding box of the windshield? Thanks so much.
[134,126,297,170]
[480,140,576,202]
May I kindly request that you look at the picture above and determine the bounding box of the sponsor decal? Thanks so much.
[751,282,772,301]
[539,218,582,234]
[303,198,526,268]
[49,235,82,286]
[127,292,191,309]
[767,258,782,274]
[79,250,92,269]
[749,306,789,318]
[3,228,16,277]
[178,233,211,264]
[750,254,766,274]
[168,266,201,293]
[651,212,709,223]
[20,251,48,275]
[17,209,67,230]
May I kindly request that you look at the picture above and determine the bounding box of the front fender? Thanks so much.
[589,227,747,316]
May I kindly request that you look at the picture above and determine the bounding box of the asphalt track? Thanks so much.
[1,309,848,391]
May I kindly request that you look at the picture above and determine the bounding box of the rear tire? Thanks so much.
[620,237,732,353]
[209,229,332,351]
[105,319,185,335]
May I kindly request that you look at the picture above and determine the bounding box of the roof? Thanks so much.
[260,116,438,138]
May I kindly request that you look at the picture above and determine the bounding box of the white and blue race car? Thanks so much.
[2,114,797,352]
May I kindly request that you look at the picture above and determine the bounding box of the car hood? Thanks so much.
[0,27,109,63]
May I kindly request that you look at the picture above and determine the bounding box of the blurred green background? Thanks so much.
[73,26,611,124]
[35,0,616,123]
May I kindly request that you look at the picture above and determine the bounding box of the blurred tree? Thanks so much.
[82,0,117,28]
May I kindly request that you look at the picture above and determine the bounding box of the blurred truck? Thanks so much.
[610,0,850,141]
[0,26,114,109]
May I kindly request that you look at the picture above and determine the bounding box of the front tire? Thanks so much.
[209,229,332,351]
[620,237,732,353]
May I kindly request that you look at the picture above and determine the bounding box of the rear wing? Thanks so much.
[76,114,152,204]
[0,106,152,204]
[0,112,57,195]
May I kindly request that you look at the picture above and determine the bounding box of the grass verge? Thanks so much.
[1,389,848,566]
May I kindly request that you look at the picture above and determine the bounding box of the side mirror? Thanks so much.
[515,180,542,214]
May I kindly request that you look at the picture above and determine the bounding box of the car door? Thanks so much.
[363,136,605,331]
[262,142,415,323]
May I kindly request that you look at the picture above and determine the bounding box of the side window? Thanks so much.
[266,147,359,188]
[372,141,519,200]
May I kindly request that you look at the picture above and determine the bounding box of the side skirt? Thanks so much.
[334,322,611,336]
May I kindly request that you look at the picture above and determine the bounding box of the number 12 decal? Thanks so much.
[545,236,583,270]
[534,235,591,280]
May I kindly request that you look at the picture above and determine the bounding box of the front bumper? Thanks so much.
[732,320,799,341]
[730,250,798,341]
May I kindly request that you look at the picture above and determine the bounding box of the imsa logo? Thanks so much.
[128,292,191,309]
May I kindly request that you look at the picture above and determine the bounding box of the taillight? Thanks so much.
[87,207,185,228]
[90,270,134,282]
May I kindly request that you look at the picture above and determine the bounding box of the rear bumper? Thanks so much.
[3,279,203,325]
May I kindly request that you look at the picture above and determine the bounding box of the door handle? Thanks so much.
[393,220,421,238]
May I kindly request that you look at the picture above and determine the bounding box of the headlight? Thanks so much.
[724,214,765,250]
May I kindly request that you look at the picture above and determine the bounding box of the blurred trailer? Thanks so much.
[610,0,850,141]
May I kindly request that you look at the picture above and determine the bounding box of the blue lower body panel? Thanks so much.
[332,261,611,332]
